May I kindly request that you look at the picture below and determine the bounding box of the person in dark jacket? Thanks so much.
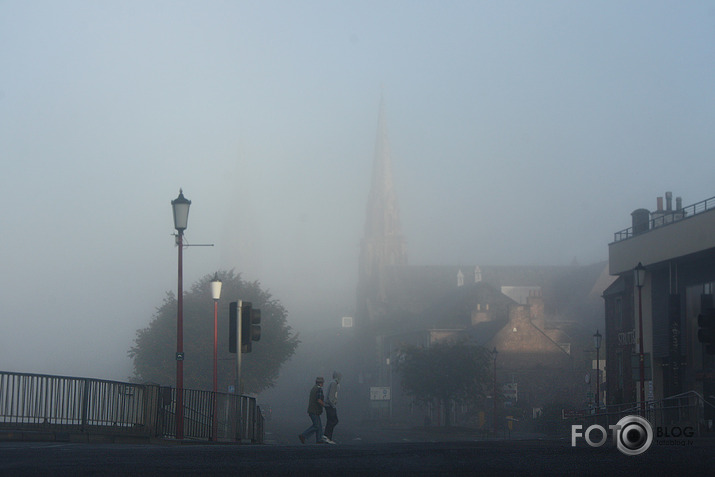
[298,376,325,444]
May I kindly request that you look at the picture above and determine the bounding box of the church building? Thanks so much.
[354,99,610,428]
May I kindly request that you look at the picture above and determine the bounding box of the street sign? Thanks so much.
[370,386,391,401]
[503,382,518,402]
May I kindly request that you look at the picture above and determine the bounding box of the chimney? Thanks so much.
[632,208,650,235]
[666,191,673,211]
[676,196,682,211]
[657,196,663,211]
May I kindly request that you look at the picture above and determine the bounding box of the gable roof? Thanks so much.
[417,281,516,329]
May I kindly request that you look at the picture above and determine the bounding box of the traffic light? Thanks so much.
[251,309,261,343]
[228,301,238,353]
[240,301,252,352]
[241,301,261,353]
[697,307,715,355]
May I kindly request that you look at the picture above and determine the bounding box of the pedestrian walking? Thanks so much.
[323,371,342,444]
[299,376,325,444]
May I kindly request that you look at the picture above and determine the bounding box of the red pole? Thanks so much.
[493,352,497,436]
[595,345,600,411]
[637,286,646,416]
[212,299,218,440]
[176,232,184,439]
[213,300,218,393]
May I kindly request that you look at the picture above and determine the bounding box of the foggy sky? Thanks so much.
[1,1,714,381]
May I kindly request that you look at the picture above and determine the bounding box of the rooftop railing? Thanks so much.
[612,196,715,243]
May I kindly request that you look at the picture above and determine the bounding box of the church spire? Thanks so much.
[357,97,408,325]
[364,95,405,246]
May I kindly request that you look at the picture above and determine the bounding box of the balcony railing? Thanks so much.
[613,196,715,243]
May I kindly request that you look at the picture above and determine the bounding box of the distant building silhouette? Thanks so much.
[355,98,610,426]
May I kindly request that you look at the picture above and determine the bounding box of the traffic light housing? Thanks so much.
[697,307,715,355]
[241,301,261,353]
[228,301,238,353]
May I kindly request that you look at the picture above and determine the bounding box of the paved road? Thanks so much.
[1,437,712,476]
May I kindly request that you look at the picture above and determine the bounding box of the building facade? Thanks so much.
[604,192,715,427]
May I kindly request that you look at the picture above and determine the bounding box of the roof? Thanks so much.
[372,262,608,339]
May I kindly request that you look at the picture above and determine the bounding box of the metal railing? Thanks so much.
[612,195,715,243]
[568,390,714,435]
[0,371,263,443]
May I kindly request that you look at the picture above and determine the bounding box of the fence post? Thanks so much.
[81,379,90,431]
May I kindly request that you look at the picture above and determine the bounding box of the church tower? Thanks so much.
[357,97,408,327]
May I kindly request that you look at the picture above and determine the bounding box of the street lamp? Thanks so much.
[634,262,646,416]
[210,273,222,441]
[171,189,191,439]
[492,347,498,436]
[593,329,602,411]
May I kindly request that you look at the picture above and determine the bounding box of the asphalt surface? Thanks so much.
[1,432,713,476]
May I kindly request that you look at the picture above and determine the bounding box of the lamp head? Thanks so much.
[171,189,191,232]
[634,262,646,288]
[210,272,222,301]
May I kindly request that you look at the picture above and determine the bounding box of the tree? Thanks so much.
[128,270,299,394]
[396,339,491,426]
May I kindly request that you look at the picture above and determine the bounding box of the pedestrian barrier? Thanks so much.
[0,370,263,443]
[566,390,714,435]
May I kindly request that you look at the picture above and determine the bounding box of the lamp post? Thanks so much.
[492,347,498,436]
[593,329,602,411]
[634,262,646,416]
[210,273,222,441]
[171,189,191,440]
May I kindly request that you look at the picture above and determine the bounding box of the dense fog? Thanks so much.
[1,2,713,390]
